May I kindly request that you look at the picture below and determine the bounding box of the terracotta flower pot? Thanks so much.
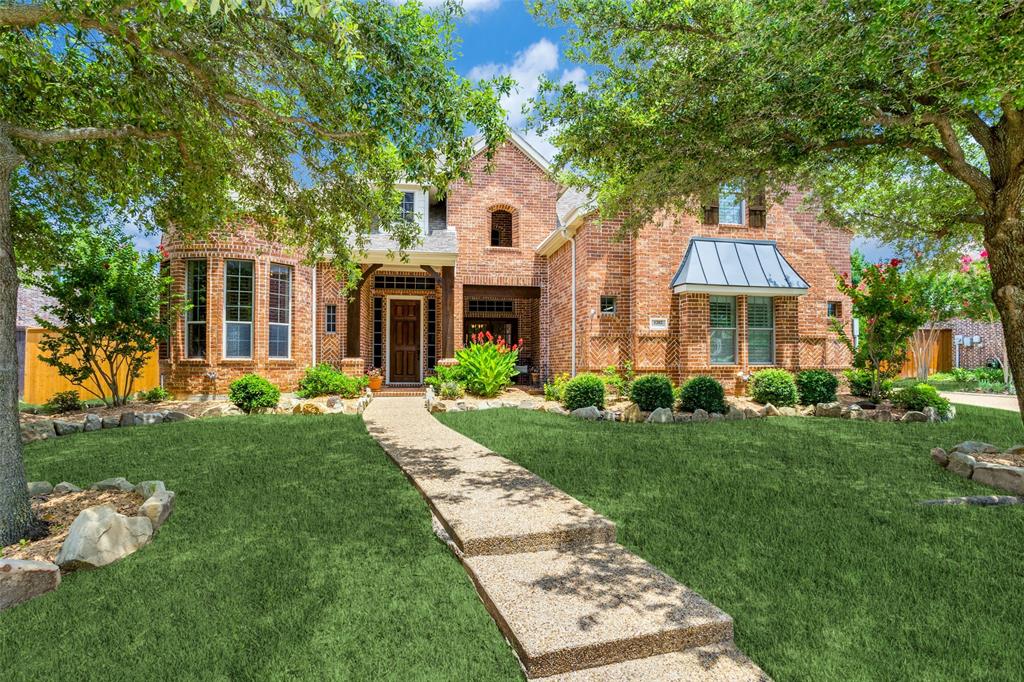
[368,376,383,391]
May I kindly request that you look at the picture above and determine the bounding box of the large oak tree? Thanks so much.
[0,0,506,544]
[531,0,1024,416]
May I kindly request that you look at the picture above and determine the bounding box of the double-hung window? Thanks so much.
[185,260,207,358]
[401,191,416,222]
[224,259,254,358]
[718,186,745,225]
[269,264,292,359]
[710,296,737,364]
[747,297,775,364]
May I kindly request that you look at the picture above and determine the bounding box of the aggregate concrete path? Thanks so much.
[362,397,768,680]
[941,391,1020,413]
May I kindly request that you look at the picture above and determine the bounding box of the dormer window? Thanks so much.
[401,191,416,222]
[491,209,513,247]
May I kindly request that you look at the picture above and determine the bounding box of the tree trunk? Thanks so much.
[987,216,1024,418]
[0,133,33,546]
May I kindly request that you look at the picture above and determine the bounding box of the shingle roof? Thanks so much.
[670,237,810,295]
[17,284,58,328]
[364,229,457,254]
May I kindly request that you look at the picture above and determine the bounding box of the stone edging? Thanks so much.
[930,441,1024,495]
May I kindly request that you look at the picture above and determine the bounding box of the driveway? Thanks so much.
[941,391,1020,413]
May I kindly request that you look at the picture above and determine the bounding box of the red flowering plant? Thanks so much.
[833,259,928,401]
[455,331,522,397]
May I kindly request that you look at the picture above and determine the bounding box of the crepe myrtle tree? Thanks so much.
[905,264,970,381]
[0,0,508,545]
[529,0,1024,418]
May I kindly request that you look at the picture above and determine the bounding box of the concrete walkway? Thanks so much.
[363,397,768,680]
[941,392,1020,413]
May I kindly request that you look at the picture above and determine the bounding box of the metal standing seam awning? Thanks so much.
[670,237,810,296]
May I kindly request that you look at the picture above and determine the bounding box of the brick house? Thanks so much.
[158,131,852,396]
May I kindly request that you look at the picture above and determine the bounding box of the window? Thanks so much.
[401,191,416,222]
[467,299,514,313]
[224,259,253,358]
[185,260,207,358]
[718,187,745,225]
[600,296,617,315]
[747,296,775,365]
[427,298,437,368]
[490,209,513,247]
[325,304,337,333]
[373,275,435,291]
[710,296,736,364]
[269,264,291,359]
[159,261,170,360]
[372,297,383,369]
[827,301,842,318]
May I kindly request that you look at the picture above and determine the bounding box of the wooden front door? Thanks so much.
[389,299,421,383]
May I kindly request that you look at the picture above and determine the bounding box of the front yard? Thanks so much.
[0,415,519,680]
[440,405,1024,681]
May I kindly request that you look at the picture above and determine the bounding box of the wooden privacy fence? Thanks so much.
[900,329,953,378]
[19,327,160,405]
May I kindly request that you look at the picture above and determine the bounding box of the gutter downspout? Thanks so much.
[311,265,318,364]
[569,230,577,377]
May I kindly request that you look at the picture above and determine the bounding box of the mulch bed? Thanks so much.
[1,490,144,565]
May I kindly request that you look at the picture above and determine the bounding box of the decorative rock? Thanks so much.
[101,416,121,429]
[120,411,137,427]
[547,405,568,416]
[710,412,725,421]
[20,420,55,443]
[82,414,102,432]
[763,403,782,417]
[53,420,82,436]
[162,411,190,422]
[940,404,957,422]
[518,400,538,410]
[901,411,928,423]
[799,405,817,417]
[725,406,745,420]
[922,406,939,422]
[744,406,764,419]
[947,452,976,478]
[55,505,153,570]
[778,406,798,417]
[428,400,447,414]
[53,482,82,494]
[691,409,709,422]
[27,481,53,497]
[602,410,620,422]
[921,495,1022,506]
[134,480,166,498]
[91,477,135,492]
[137,491,176,530]
[1007,444,1024,455]
[972,464,1024,495]
[951,441,1001,455]
[278,397,298,411]
[874,408,893,422]
[293,402,323,415]
[673,413,692,422]
[141,412,163,425]
[930,447,949,467]
[571,406,602,421]
[0,559,61,612]
[815,402,843,418]
[646,407,674,423]
[622,403,642,423]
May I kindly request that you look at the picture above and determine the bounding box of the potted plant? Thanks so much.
[366,367,383,391]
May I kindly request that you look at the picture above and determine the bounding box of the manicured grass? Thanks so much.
[0,415,519,681]
[440,406,1024,681]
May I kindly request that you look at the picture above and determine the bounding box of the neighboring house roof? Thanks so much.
[16,284,58,328]
[670,237,810,296]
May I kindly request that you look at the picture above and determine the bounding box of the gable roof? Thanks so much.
[17,284,58,328]
[671,237,810,296]
[471,129,552,174]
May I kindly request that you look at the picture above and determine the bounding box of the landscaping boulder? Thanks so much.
[53,420,82,436]
[815,402,843,418]
[646,407,674,423]
[930,448,949,467]
[293,402,323,415]
[710,412,725,421]
[763,403,782,417]
[91,477,135,492]
[725,406,745,420]
[162,411,190,422]
[20,420,55,443]
[673,413,692,422]
[101,416,121,429]
[940,404,957,422]
[622,403,642,423]
[951,441,1001,455]
[278,397,298,411]
[571,406,602,420]
[120,411,138,427]
[744,406,764,419]
[518,400,538,410]
[141,412,163,426]
[27,481,53,497]
[691,409,709,422]
[778,406,799,417]
[873,408,893,422]
[55,505,153,570]
[53,482,82,494]
[429,400,447,414]
[137,491,176,530]
[1007,444,1024,455]
[901,411,928,423]
[799,405,817,417]
[83,414,102,432]
[972,464,1024,495]
[0,560,61,612]
[923,406,939,422]
[947,452,976,478]
[201,404,242,418]
[547,405,568,416]
[135,480,166,498]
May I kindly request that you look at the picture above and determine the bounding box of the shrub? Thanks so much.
[892,383,950,412]
[949,367,975,383]
[561,373,605,410]
[456,333,521,398]
[749,369,798,406]
[45,390,83,414]
[296,364,367,398]
[426,363,468,391]
[228,374,280,413]
[629,374,675,411]
[795,370,839,405]
[139,386,173,403]
[544,372,570,402]
[600,362,635,398]
[844,368,893,399]
[439,381,465,400]
[677,376,726,414]
[973,366,1003,383]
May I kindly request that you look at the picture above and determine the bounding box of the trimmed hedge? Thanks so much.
[749,369,798,407]
[561,374,606,411]
[677,376,726,414]
[629,374,675,411]
[795,369,839,405]
[228,374,280,413]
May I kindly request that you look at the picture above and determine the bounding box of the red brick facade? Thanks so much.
[159,137,852,396]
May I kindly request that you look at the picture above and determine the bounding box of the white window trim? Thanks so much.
[185,260,207,359]
[269,264,292,360]
[394,183,429,236]
[718,188,746,226]
[747,296,775,366]
[710,295,737,365]
[384,294,425,385]
[223,259,254,360]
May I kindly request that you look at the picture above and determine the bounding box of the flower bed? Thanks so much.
[930,441,1024,495]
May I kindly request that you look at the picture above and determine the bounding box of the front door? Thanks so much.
[389,299,421,383]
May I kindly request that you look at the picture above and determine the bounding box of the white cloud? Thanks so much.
[414,0,501,16]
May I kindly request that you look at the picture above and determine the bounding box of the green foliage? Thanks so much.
[561,373,605,411]
[601,361,635,398]
[425,364,468,391]
[296,364,367,398]
[949,367,975,383]
[228,374,280,414]
[749,369,798,407]
[892,384,951,413]
[454,335,520,398]
[543,372,570,402]
[844,369,894,399]
[439,381,465,400]
[795,370,839,406]
[44,390,83,414]
[629,374,674,411]
[677,376,726,414]
[139,386,173,403]
[973,367,1004,383]
[18,401,41,414]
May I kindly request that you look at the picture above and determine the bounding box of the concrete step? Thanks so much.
[543,643,770,681]
[464,543,735,678]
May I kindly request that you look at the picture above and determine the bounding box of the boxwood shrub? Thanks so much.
[561,373,605,411]
[629,374,675,411]
[297,363,367,398]
[749,368,798,406]
[228,374,280,413]
[677,376,726,414]
[793,369,838,405]
[892,383,950,412]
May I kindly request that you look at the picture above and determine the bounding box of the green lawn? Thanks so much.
[439,405,1024,681]
[0,415,519,681]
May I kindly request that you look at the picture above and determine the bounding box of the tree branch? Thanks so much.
[0,2,135,28]
[4,124,176,144]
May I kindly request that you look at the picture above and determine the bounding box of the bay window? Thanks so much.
[186,260,207,358]
[710,296,737,364]
[224,259,253,358]
[747,296,775,364]
[268,264,292,359]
